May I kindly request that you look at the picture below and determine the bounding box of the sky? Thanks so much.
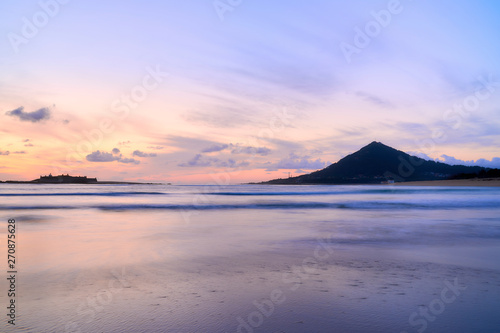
[1,0,500,184]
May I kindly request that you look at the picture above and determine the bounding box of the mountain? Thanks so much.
[262,141,487,184]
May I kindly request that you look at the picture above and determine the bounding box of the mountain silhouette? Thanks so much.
[262,141,486,184]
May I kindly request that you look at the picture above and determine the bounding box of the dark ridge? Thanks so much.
[261,141,491,184]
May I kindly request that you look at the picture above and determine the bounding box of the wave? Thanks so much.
[1,187,496,198]
[204,187,496,196]
[1,200,499,211]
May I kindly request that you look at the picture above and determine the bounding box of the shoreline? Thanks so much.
[392,178,500,187]
[0,181,166,185]
[252,178,500,187]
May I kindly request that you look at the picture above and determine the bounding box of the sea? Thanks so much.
[1,184,500,332]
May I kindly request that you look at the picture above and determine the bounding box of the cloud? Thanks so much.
[147,146,164,150]
[202,144,229,153]
[216,159,250,168]
[178,154,215,167]
[219,39,338,97]
[437,154,471,166]
[12,151,26,154]
[118,157,140,164]
[407,151,434,161]
[183,107,257,128]
[24,143,34,147]
[132,150,157,157]
[264,153,329,171]
[231,145,271,156]
[475,157,500,169]
[86,151,117,162]
[23,139,30,142]
[258,137,305,152]
[0,151,9,156]
[166,135,223,152]
[118,141,131,146]
[178,154,248,169]
[112,148,120,154]
[5,106,51,123]
[355,91,394,108]
[437,154,500,168]
[200,143,271,156]
[86,150,140,164]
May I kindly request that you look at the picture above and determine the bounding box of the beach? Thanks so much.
[3,1,500,332]
[1,184,500,332]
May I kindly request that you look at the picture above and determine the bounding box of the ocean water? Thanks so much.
[1,184,500,332]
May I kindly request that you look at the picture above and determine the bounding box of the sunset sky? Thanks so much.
[1,0,500,183]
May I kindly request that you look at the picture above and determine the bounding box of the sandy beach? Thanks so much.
[2,184,500,332]
[394,178,500,187]
[18,242,500,332]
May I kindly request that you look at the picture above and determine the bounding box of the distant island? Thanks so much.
[258,141,500,185]
[0,174,165,185]
[35,174,97,183]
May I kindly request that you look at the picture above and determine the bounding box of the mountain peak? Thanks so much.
[364,141,389,149]
[262,141,486,184]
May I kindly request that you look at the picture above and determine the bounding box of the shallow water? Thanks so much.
[1,184,499,332]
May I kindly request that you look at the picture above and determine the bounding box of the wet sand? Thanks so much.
[15,243,500,333]
[3,185,500,332]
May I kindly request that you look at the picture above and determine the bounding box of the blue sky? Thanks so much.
[1,0,500,182]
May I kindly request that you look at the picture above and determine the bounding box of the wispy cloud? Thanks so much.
[263,153,329,171]
[0,151,10,156]
[86,150,140,164]
[200,143,271,156]
[217,159,249,168]
[231,145,271,156]
[178,154,215,167]
[178,153,249,169]
[201,144,229,153]
[166,135,220,151]
[5,107,51,123]
[355,91,394,108]
[118,157,140,164]
[132,150,157,157]
[183,107,256,128]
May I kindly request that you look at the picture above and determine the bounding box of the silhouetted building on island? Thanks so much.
[34,174,98,184]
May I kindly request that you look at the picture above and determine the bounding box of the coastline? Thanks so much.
[0,181,165,185]
[393,178,500,187]
[252,178,500,187]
